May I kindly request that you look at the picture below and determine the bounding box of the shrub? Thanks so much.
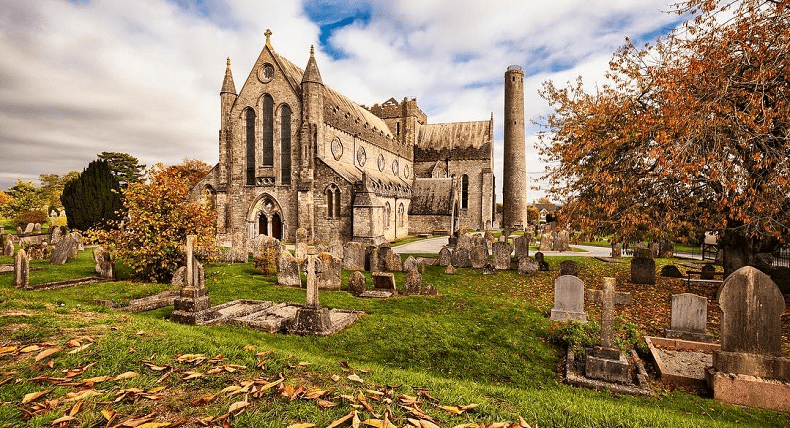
[61,159,123,231]
[13,209,48,229]
[253,246,278,276]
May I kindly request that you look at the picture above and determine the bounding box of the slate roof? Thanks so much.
[409,178,455,215]
[414,121,492,161]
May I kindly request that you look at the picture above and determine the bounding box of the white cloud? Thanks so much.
[0,0,682,205]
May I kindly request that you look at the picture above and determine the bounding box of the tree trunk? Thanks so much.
[718,231,755,277]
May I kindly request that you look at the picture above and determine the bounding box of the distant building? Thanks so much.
[192,32,495,243]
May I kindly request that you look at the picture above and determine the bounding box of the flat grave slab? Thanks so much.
[646,336,719,388]
[359,290,395,299]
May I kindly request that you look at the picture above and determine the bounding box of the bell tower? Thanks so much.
[503,65,527,229]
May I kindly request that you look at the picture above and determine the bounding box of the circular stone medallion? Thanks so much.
[403,164,410,179]
[356,147,366,167]
[391,159,399,175]
[258,63,275,83]
[331,138,343,160]
[377,154,385,172]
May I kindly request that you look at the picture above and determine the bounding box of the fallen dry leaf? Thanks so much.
[517,416,531,428]
[35,347,63,362]
[114,371,140,381]
[22,389,51,404]
[191,394,217,406]
[69,400,82,416]
[317,399,337,408]
[136,423,171,428]
[347,374,364,383]
[286,424,315,428]
[50,415,75,425]
[20,345,42,353]
[101,408,117,424]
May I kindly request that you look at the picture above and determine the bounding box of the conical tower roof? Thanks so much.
[221,57,236,95]
[301,45,323,85]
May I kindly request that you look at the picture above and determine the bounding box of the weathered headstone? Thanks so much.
[404,269,422,295]
[296,227,309,244]
[470,245,488,269]
[482,263,496,275]
[383,249,402,272]
[539,232,553,251]
[347,271,366,296]
[304,254,321,308]
[708,266,790,411]
[585,278,632,383]
[93,246,114,279]
[365,246,381,272]
[518,257,539,276]
[513,235,529,260]
[444,264,457,275]
[456,233,473,252]
[277,250,301,287]
[550,275,587,322]
[438,247,452,267]
[328,240,344,261]
[611,243,622,259]
[51,233,79,265]
[555,229,571,252]
[422,283,438,296]
[50,226,63,245]
[372,272,397,294]
[491,241,513,270]
[3,235,14,256]
[660,265,684,278]
[171,266,186,287]
[343,242,366,270]
[24,223,34,234]
[534,252,549,271]
[451,247,471,268]
[14,249,29,288]
[403,256,419,272]
[483,230,495,251]
[33,223,41,233]
[559,260,578,277]
[649,242,660,258]
[665,293,713,342]
[630,256,656,285]
[290,253,334,335]
[658,241,674,258]
[317,252,342,290]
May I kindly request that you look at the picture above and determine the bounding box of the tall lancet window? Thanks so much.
[262,94,274,166]
[280,104,291,184]
[461,174,469,209]
[245,108,256,185]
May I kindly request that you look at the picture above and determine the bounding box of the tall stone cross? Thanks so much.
[587,277,631,349]
[185,235,196,288]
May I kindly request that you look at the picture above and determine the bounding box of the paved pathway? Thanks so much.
[392,236,613,258]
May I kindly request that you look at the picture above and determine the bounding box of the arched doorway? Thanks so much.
[271,213,282,240]
[259,215,268,235]
[248,193,285,240]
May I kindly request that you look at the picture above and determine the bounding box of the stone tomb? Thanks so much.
[630,256,655,285]
[518,256,538,276]
[451,247,471,268]
[403,256,419,272]
[551,275,587,322]
[470,244,488,269]
[585,278,632,384]
[665,293,714,342]
[707,266,790,412]
[660,265,684,278]
[534,252,549,271]
[359,272,398,298]
[2,235,13,256]
[539,232,553,251]
[492,241,513,270]
[404,269,422,294]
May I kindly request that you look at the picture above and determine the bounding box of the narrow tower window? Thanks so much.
[461,174,469,209]
[262,94,274,166]
[334,188,341,217]
[245,108,256,185]
[326,188,334,218]
[280,104,291,184]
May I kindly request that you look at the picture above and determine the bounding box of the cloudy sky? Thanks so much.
[0,0,682,202]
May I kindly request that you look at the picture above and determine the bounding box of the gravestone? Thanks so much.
[51,233,79,265]
[14,249,29,288]
[438,247,452,267]
[33,223,41,233]
[484,230,495,251]
[277,250,301,287]
[296,227,309,243]
[317,252,342,290]
[403,256,418,272]
[343,242,366,271]
[16,227,22,234]
[3,235,14,256]
[365,246,381,272]
[551,275,587,322]
[659,241,674,258]
[611,243,622,259]
[470,245,488,269]
[50,226,63,245]
[383,249,402,272]
[701,264,716,280]
[708,266,790,411]
[444,264,457,275]
[25,243,48,260]
[369,272,397,296]
[660,265,684,278]
[451,247,471,268]
[513,235,530,260]
[559,260,578,277]
[404,269,422,295]
[290,253,334,335]
[473,234,487,250]
[555,230,571,252]
[93,246,114,279]
[422,283,438,296]
[534,252,549,271]
[456,233,473,251]
[347,271,366,296]
[585,278,632,383]
[634,243,652,259]
[24,223,34,234]
[518,257,539,276]
[630,256,656,285]
[483,263,496,275]
[665,293,713,342]
[539,232,553,251]
[171,235,214,325]
[492,242,513,270]
[328,240,344,261]
[171,266,186,287]
[649,242,660,258]
[295,242,309,263]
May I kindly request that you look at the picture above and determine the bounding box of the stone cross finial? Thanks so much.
[265,29,272,39]
[587,277,631,349]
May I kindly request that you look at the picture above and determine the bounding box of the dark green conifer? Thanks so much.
[61,160,123,230]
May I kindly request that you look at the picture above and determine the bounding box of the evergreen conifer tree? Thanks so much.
[61,160,123,231]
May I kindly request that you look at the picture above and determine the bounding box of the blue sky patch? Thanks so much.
[304,1,372,59]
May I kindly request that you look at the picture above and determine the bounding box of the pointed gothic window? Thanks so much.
[398,203,405,228]
[384,202,391,230]
[334,188,341,217]
[326,188,334,218]
[262,94,274,166]
[245,108,256,185]
[461,174,469,209]
[280,104,291,184]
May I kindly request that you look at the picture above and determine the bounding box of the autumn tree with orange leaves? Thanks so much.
[539,0,790,274]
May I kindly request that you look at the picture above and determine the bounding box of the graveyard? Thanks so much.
[1,238,789,427]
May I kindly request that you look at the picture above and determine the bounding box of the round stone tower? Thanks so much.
[503,65,527,229]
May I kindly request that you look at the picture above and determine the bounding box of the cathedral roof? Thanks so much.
[318,159,411,197]
[409,178,456,215]
[415,121,492,161]
[301,46,323,84]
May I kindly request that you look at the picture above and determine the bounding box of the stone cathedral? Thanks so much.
[192,32,496,244]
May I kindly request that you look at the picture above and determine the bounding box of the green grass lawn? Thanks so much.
[0,251,786,427]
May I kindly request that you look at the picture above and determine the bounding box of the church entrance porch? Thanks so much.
[249,194,285,241]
